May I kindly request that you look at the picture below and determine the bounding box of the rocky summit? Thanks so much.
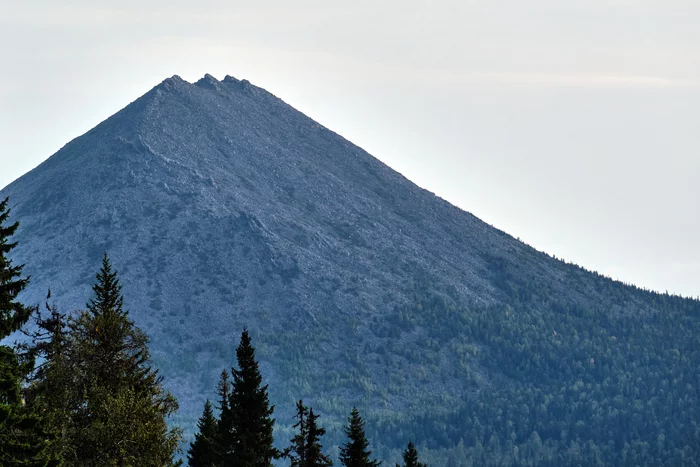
[3,74,700,465]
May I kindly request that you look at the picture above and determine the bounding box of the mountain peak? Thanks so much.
[223,74,240,84]
[195,73,221,90]
[150,73,261,98]
[152,74,189,94]
[3,74,699,464]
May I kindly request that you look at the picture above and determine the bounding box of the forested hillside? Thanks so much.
[1,74,699,465]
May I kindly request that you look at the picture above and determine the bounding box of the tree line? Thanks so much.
[185,326,423,467]
[0,196,427,466]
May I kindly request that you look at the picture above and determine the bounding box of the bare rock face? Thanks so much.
[3,74,699,463]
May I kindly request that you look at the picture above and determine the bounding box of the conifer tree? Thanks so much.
[0,198,32,336]
[285,400,309,467]
[0,197,53,466]
[215,368,232,460]
[339,408,380,467]
[21,291,72,462]
[222,329,277,466]
[188,399,219,467]
[306,408,333,467]
[285,401,333,467]
[398,442,426,467]
[65,254,181,465]
[216,369,230,416]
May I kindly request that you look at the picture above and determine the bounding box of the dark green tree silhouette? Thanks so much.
[339,408,380,467]
[0,198,32,336]
[188,399,219,467]
[222,329,277,466]
[398,442,426,467]
[285,401,332,467]
[65,254,181,465]
[285,400,309,467]
[21,291,71,462]
[0,197,54,466]
[306,408,333,467]
[214,368,231,462]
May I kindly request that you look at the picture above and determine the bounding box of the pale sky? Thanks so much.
[1,0,698,297]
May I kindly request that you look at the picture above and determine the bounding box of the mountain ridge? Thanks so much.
[3,74,699,465]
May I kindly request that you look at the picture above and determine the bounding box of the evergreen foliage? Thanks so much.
[379,281,700,466]
[0,197,53,466]
[28,254,182,465]
[188,399,218,467]
[285,400,309,467]
[221,329,277,466]
[21,292,71,462]
[339,408,380,467]
[215,369,231,463]
[306,408,333,467]
[0,346,54,466]
[0,198,32,336]
[398,442,425,467]
[285,400,333,467]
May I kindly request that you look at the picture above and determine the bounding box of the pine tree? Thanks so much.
[0,346,54,466]
[188,399,219,467]
[215,368,232,461]
[285,401,332,467]
[399,442,426,467]
[21,291,71,462]
[285,400,309,467]
[339,408,381,467]
[222,329,277,466]
[216,370,230,415]
[0,197,53,466]
[306,408,333,467]
[65,254,181,465]
[0,198,32,336]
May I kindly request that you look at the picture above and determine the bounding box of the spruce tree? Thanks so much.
[22,292,71,462]
[285,400,309,467]
[188,399,219,467]
[285,401,333,467]
[399,442,426,467]
[339,408,380,467]
[0,198,32,336]
[223,329,277,466]
[0,197,53,466]
[215,368,232,460]
[65,254,181,465]
[306,408,333,467]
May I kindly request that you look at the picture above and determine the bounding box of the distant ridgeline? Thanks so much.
[1,74,699,466]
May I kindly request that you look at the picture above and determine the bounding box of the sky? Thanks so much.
[1,0,698,297]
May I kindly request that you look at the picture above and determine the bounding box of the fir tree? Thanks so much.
[398,442,426,467]
[0,346,54,466]
[21,291,71,462]
[0,197,53,466]
[222,329,277,466]
[285,400,309,467]
[306,408,333,467]
[188,399,219,467]
[285,401,332,467]
[339,408,380,467]
[65,254,181,465]
[215,368,232,461]
[87,253,124,317]
[0,198,32,336]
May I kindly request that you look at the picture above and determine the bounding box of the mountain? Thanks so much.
[2,74,700,466]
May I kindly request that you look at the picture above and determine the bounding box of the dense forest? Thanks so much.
[0,197,422,466]
[2,184,700,467]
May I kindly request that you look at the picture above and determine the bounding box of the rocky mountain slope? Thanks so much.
[3,74,699,465]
